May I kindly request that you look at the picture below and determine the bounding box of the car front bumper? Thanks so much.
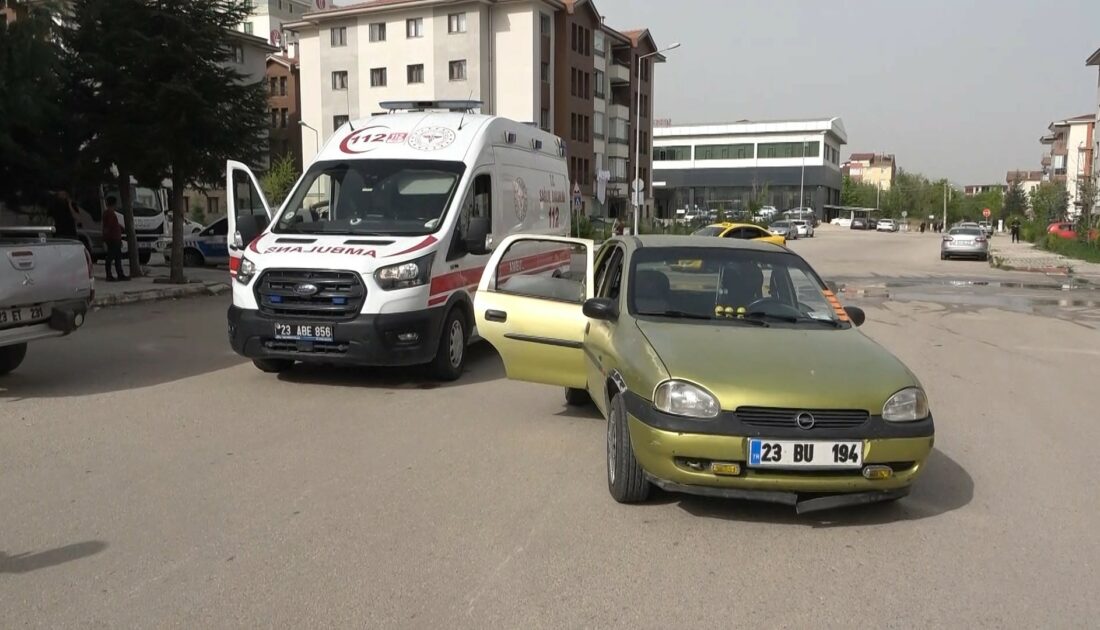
[227,305,447,367]
[622,392,934,506]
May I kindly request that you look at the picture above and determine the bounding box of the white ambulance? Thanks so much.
[225,101,573,380]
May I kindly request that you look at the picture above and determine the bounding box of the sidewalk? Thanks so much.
[989,237,1100,280]
[92,262,230,307]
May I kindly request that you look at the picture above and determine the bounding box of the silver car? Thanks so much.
[941,226,989,261]
[791,219,814,238]
[769,220,798,240]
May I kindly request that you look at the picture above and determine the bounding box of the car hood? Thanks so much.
[634,320,920,413]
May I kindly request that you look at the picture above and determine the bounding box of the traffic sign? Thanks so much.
[573,182,581,195]
[631,178,643,193]
[982,208,991,218]
[901,211,908,218]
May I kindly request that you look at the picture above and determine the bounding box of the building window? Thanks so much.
[449,60,467,81]
[583,72,590,99]
[280,108,288,128]
[369,22,386,42]
[570,68,577,97]
[270,108,277,128]
[448,12,466,34]
[594,70,605,98]
[269,77,277,95]
[641,58,650,81]
[640,94,649,118]
[370,67,387,87]
[406,18,423,38]
[540,13,551,36]
[593,112,605,138]
[594,31,605,56]
[207,196,219,216]
[243,22,253,35]
[695,144,754,160]
[571,113,577,141]
[541,62,550,82]
[758,141,820,159]
[331,70,348,90]
[407,64,425,84]
[333,115,349,130]
[570,23,577,52]
[654,145,690,161]
[231,44,244,64]
[540,108,550,131]
[279,76,287,96]
[330,26,347,47]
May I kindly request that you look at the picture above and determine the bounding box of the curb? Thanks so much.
[92,282,230,307]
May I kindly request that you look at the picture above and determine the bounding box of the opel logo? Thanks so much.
[795,412,816,430]
[293,283,319,297]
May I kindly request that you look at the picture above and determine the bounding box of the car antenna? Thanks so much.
[458,89,474,131]
[345,87,356,131]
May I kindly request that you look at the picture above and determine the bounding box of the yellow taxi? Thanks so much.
[693,222,787,247]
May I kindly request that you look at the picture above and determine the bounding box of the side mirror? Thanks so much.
[235,214,263,249]
[583,297,618,322]
[845,306,866,327]
[465,217,493,256]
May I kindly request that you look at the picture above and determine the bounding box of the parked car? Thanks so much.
[876,219,898,232]
[866,218,879,230]
[1,226,94,376]
[473,234,935,512]
[161,217,229,267]
[831,217,853,228]
[693,222,786,247]
[977,221,995,237]
[786,207,819,227]
[1047,222,1099,241]
[850,218,868,230]
[941,226,989,261]
[768,220,798,240]
[791,219,814,238]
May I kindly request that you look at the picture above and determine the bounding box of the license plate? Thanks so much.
[274,322,334,342]
[748,439,863,469]
[0,305,47,328]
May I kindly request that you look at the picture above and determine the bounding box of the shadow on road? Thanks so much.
[670,449,972,528]
[275,342,505,390]
[0,541,107,574]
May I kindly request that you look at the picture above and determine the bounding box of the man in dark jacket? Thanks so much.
[102,196,128,281]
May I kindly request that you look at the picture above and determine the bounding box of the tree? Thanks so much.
[1004,180,1028,217]
[1029,182,1068,223]
[1077,174,1097,238]
[261,154,299,207]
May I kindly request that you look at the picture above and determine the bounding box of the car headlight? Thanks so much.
[882,387,929,422]
[653,380,721,419]
[236,257,256,285]
[375,253,435,291]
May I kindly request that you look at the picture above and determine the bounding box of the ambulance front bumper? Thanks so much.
[227,305,446,366]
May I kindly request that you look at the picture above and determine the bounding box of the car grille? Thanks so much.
[736,407,869,430]
[255,269,366,319]
[263,339,350,355]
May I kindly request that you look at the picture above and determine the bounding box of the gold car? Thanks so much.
[474,235,934,514]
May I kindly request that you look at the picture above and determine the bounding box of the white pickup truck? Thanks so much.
[1,227,94,375]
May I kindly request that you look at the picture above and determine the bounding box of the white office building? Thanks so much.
[239,0,312,54]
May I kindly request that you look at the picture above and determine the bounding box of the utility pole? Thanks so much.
[942,181,948,230]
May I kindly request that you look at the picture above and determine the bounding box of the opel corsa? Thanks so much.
[474,235,935,513]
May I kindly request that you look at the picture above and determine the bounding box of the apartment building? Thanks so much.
[286,0,661,219]
[1040,114,1094,216]
[266,54,303,169]
[963,184,1007,197]
[842,153,896,191]
[239,0,312,53]
[652,118,848,220]
[1006,170,1043,202]
[1087,46,1100,216]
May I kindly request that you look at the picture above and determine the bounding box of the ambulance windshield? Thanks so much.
[275,159,466,236]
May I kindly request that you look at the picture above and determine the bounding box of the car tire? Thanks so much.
[607,392,650,503]
[253,358,294,373]
[565,387,591,406]
[429,308,467,382]
[182,248,204,267]
[0,343,28,376]
[940,253,947,260]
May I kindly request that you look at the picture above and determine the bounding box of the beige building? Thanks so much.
[238,0,311,55]
[1086,47,1100,215]
[1040,114,1094,217]
[842,153,896,191]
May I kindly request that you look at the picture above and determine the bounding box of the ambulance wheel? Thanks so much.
[183,248,204,267]
[253,358,294,373]
[429,308,467,382]
[139,251,152,265]
[565,387,591,406]
[0,343,28,376]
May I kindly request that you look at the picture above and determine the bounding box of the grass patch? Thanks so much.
[1038,234,1100,263]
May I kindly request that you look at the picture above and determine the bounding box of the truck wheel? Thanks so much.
[607,392,650,503]
[183,249,204,267]
[253,359,294,373]
[429,308,467,381]
[565,387,591,406]
[0,343,28,376]
[139,250,152,265]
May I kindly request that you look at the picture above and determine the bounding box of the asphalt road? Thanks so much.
[3,226,1099,627]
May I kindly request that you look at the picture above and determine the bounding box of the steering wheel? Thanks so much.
[745,297,804,319]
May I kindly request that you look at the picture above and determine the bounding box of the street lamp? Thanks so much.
[299,120,320,155]
[799,140,807,211]
[632,42,681,235]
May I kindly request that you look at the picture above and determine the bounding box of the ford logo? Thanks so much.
[294,283,319,296]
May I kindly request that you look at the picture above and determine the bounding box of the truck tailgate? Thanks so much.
[1,239,93,308]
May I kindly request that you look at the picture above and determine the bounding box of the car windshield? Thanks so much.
[274,159,465,236]
[951,228,983,236]
[630,247,846,327]
[693,226,726,236]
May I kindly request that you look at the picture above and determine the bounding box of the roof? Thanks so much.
[653,118,848,144]
[1087,47,1100,66]
[226,29,280,52]
[267,54,300,69]
[290,0,565,27]
[619,234,789,253]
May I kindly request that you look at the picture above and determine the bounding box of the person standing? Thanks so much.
[101,196,128,282]
[1010,218,1021,243]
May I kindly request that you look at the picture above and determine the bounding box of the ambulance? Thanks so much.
[225,101,573,380]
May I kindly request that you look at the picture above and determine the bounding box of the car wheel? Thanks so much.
[565,387,591,406]
[253,358,294,373]
[182,248,204,267]
[138,250,152,265]
[429,308,467,382]
[940,253,948,261]
[0,343,28,376]
[607,392,650,503]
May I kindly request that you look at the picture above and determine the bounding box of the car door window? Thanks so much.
[494,238,588,303]
[597,247,625,300]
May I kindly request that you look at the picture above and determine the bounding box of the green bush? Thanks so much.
[1039,234,1100,263]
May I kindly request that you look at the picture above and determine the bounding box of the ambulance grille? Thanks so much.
[256,269,366,319]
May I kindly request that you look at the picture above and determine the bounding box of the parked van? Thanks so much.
[225,101,572,380]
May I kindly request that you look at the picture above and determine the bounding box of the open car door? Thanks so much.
[225,160,273,276]
[474,235,594,389]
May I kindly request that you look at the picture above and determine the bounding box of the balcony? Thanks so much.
[609,61,630,85]
[608,141,629,159]
[608,117,630,144]
[610,103,629,121]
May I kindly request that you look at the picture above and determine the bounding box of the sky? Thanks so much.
[593,0,1100,184]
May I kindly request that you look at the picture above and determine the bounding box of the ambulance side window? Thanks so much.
[450,173,492,260]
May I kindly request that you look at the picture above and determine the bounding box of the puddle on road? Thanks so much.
[882,278,1086,291]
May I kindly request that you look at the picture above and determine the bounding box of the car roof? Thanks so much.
[706,222,762,229]
[611,234,788,252]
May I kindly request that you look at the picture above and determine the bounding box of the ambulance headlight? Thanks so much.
[375,253,435,290]
[236,257,256,285]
